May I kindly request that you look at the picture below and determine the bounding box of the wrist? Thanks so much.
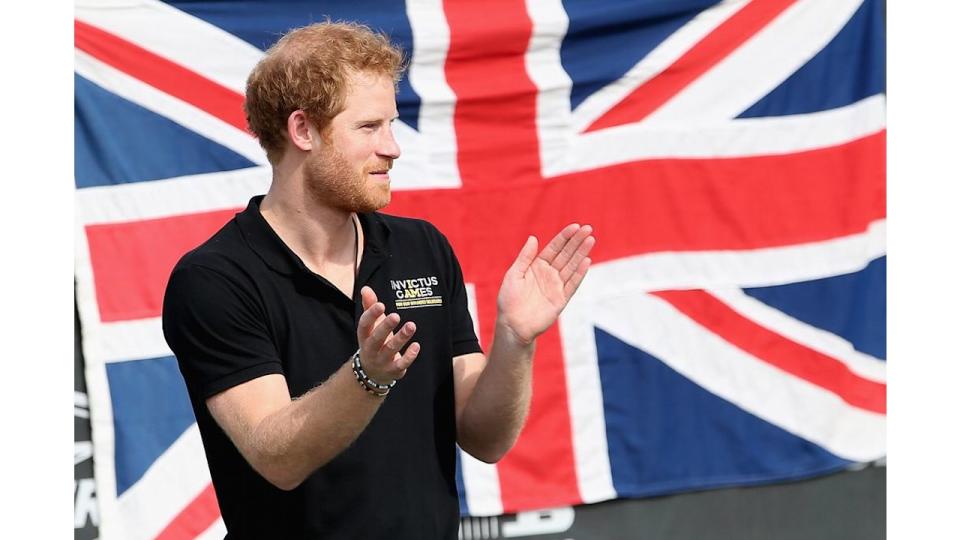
[351,349,395,397]
[495,320,536,349]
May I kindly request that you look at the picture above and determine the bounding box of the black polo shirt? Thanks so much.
[162,196,482,540]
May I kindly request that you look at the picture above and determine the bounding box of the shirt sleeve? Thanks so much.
[162,263,284,400]
[439,234,483,357]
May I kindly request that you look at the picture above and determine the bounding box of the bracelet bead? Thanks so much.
[351,349,396,397]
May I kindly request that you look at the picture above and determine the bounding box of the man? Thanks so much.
[162,21,595,539]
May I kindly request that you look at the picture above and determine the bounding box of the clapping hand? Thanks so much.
[355,286,420,383]
[496,224,595,345]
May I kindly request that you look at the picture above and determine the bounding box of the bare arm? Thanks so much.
[455,225,595,463]
[206,287,419,490]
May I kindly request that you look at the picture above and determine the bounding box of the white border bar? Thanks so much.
[75,216,123,538]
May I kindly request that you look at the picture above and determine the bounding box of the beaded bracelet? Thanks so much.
[351,349,397,397]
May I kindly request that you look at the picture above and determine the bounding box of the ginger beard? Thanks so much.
[303,139,392,214]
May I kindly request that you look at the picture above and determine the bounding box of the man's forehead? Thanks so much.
[344,69,395,93]
[341,71,398,116]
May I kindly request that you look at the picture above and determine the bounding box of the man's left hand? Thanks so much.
[496,224,595,345]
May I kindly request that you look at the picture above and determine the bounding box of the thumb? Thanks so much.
[361,286,378,310]
[509,236,538,275]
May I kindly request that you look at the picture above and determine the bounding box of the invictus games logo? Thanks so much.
[390,275,442,309]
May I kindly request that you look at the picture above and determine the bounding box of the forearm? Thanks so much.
[457,322,535,463]
[247,360,384,489]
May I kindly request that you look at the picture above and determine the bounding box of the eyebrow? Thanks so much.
[353,115,400,127]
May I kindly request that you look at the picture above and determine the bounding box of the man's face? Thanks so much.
[304,71,401,213]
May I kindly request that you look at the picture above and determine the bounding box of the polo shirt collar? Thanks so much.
[236,195,392,277]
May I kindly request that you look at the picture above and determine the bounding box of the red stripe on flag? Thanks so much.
[586,0,797,132]
[87,133,883,326]
[387,132,886,275]
[86,209,240,323]
[442,0,582,509]
[443,0,543,186]
[471,281,582,512]
[652,289,886,414]
[74,19,248,132]
[154,483,221,540]
[498,325,582,511]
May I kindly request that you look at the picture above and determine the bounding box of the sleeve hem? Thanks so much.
[199,361,285,400]
[452,340,483,357]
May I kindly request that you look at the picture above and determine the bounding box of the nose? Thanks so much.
[376,123,401,160]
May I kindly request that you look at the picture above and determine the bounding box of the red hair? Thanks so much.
[244,21,406,163]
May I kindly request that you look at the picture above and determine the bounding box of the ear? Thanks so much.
[286,110,316,152]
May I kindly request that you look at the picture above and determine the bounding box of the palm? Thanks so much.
[497,225,595,344]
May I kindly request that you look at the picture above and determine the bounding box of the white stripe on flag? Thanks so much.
[706,287,886,383]
[570,0,746,132]
[458,283,504,516]
[116,423,214,540]
[582,220,885,295]
[547,93,885,177]
[559,300,616,504]
[99,317,170,364]
[76,166,270,226]
[195,517,227,540]
[642,0,865,126]
[74,49,268,166]
[404,0,462,187]
[458,447,504,517]
[523,0,572,185]
[75,0,263,93]
[590,290,885,462]
[525,0,745,177]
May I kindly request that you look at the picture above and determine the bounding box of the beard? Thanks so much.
[303,146,391,213]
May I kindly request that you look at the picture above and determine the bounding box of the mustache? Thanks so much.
[364,161,393,174]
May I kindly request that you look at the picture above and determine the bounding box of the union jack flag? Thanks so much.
[74,0,886,537]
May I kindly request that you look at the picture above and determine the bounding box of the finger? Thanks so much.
[367,312,401,351]
[356,301,385,339]
[559,234,595,282]
[563,257,591,298]
[395,341,421,371]
[382,321,417,357]
[537,223,580,265]
[552,225,593,274]
[508,236,539,275]
[360,286,379,310]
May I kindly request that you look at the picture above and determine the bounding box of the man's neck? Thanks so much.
[260,183,361,279]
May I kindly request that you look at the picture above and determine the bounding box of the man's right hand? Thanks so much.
[356,286,420,383]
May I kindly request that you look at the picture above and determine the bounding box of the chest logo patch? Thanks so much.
[390,276,442,309]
